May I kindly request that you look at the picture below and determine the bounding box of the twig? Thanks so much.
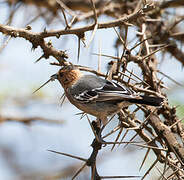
[56,0,70,29]
[90,0,98,24]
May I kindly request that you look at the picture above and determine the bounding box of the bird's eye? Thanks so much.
[59,71,64,77]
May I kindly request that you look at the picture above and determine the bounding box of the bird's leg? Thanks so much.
[95,118,102,128]
[92,120,101,137]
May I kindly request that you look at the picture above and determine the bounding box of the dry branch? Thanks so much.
[1,0,184,179]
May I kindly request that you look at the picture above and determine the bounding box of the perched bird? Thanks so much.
[47,65,164,125]
[34,65,164,125]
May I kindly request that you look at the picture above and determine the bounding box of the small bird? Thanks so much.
[34,65,164,125]
[49,65,164,125]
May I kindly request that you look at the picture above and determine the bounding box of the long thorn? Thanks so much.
[72,163,87,180]
[33,74,57,94]
[47,150,87,162]
[141,158,158,180]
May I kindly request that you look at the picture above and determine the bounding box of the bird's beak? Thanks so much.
[33,73,58,94]
[50,73,58,81]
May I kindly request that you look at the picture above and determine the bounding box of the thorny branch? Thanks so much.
[1,0,184,179]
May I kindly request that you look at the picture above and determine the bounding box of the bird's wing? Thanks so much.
[73,79,138,103]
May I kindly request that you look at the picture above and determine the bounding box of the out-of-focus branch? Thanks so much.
[0,5,153,38]
[0,116,64,125]
[1,0,184,179]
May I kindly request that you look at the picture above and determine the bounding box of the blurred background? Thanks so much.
[0,0,184,179]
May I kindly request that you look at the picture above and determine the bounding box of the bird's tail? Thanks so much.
[128,95,164,107]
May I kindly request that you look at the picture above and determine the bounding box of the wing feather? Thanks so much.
[74,79,137,103]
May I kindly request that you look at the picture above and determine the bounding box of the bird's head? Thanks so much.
[57,65,83,89]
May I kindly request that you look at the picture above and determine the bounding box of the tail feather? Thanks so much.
[128,95,164,107]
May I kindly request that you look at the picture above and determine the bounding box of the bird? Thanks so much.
[34,65,164,125]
